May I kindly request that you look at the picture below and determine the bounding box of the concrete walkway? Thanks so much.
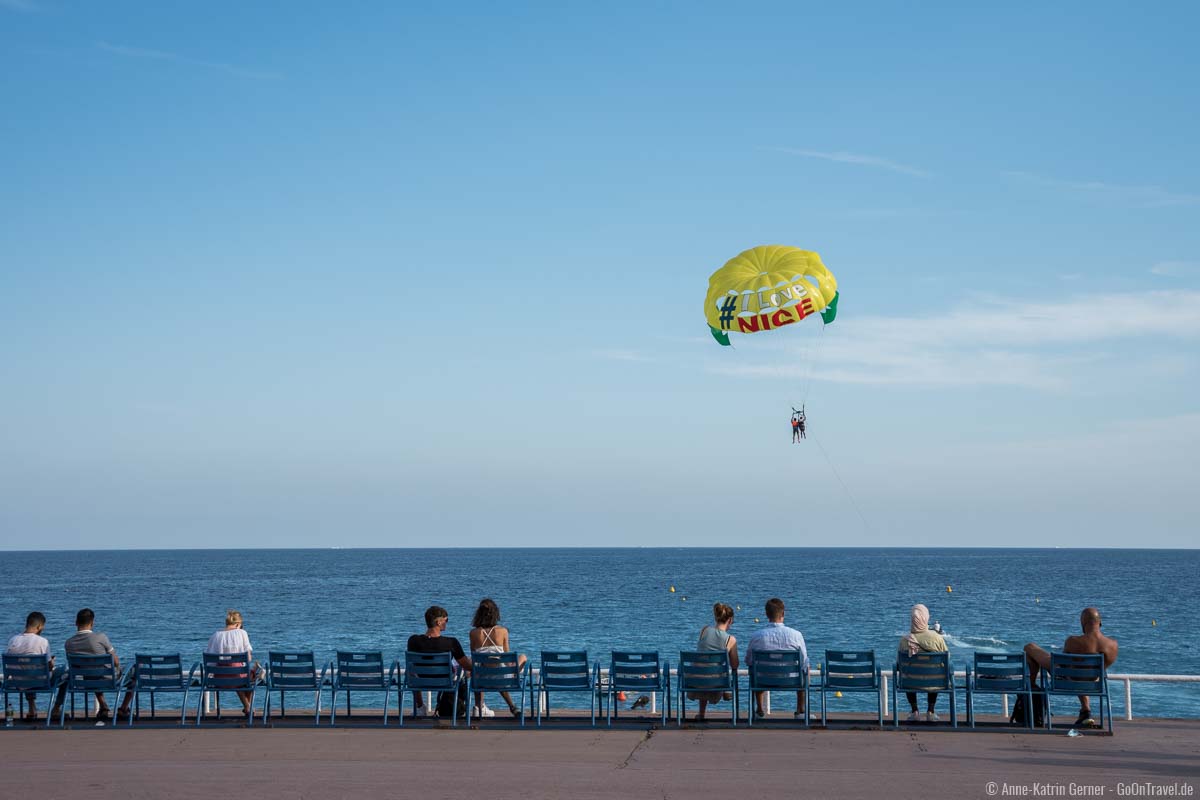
[3,718,1198,799]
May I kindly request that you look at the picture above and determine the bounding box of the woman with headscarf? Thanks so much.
[897,603,947,722]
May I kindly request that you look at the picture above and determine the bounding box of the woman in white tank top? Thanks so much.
[469,598,527,718]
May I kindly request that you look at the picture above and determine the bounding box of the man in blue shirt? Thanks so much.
[745,598,809,719]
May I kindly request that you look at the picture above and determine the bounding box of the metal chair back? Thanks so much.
[468,651,529,727]
[607,651,669,726]
[128,654,198,726]
[747,649,808,726]
[967,652,1031,729]
[1044,653,1111,733]
[820,649,883,727]
[331,651,398,726]
[676,650,736,726]
[892,651,957,727]
[536,651,599,727]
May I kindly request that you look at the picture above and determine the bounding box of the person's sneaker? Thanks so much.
[412,705,429,719]
[925,711,941,722]
[476,704,495,718]
[794,710,808,720]
[1074,712,1098,728]
[906,710,922,722]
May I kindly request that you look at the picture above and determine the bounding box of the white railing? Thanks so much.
[184,669,1200,721]
[588,669,1200,722]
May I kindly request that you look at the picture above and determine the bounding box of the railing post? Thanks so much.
[1002,693,1009,718]
[881,673,889,718]
[1124,678,1132,721]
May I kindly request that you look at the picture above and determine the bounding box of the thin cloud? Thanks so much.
[593,349,654,363]
[97,41,282,80]
[772,147,931,178]
[1150,261,1200,277]
[1005,170,1200,208]
[707,290,1200,389]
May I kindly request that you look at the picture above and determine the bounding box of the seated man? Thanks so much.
[5,611,63,721]
[52,608,134,722]
[1024,607,1118,728]
[407,606,472,718]
[745,597,809,719]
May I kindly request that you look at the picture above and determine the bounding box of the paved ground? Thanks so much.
[3,716,1198,799]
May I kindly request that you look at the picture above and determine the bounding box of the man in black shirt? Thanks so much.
[407,605,472,718]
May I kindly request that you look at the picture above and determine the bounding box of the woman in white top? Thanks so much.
[205,609,257,715]
[468,598,526,718]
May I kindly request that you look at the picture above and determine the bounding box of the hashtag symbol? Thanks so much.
[718,295,738,329]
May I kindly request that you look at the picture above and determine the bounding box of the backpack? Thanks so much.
[1010,692,1047,727]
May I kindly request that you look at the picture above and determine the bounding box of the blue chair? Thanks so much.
[62,652,125,726]
[536,651,600,727]
[819,649,883,727]
[125,654,200,726]
[262,651,332,727]
[746,650,809,727]
[330,651,399,726]
[967,652,1032,729]
[606,651,670,727]
[400,651,462,727]
[467,651,529,726]
[1042,653,1111,734]
[195,651,262,726]
[677,651,737,726]
[1,654,67,727]
[892,651,958,728]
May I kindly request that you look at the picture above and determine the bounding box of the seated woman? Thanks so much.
[468,598,526,718]
[688,603,738,721]
[205,609,258,716]
[898,603,947,722]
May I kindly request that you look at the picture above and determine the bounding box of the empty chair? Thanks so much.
[676,650,737,726]
[62,652,125,727]
[262,651,332,727]
[125,654,200,726]
[195,651,262,726]
[746,650,809,727]
[1042,653,1112,734]
[400,651,462,727]
[1,654,67,728]
[967,652,1032,729]
[330,651,398,726]
[819,649,883,727]
[536,651,599,727]
[606,651,669,727]
[892,651,957,728]
[468,651,529,726]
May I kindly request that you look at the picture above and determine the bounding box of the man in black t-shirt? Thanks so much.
[407,605,472,718]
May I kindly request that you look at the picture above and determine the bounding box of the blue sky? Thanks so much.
[2,2,1197,548]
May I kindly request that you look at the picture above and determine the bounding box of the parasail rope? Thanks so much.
[810,433,873,536]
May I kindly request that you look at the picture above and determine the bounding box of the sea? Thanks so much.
[1,548,1197,718]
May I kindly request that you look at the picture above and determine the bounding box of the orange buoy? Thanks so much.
[617,691,627,702]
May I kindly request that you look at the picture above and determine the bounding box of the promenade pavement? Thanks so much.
[3,716,1198,800]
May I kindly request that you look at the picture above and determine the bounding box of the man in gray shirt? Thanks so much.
[52,608,132,722]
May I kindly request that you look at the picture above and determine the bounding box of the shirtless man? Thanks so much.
[1024,607,1118,727]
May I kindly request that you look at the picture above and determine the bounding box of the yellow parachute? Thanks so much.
[704,245,838,345]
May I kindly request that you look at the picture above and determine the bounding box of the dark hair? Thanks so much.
[76,608,95,627]
[713,603,734,625]
[472,598,500,628]
[424,606,448,628]
[765,597,785,621]
[25,611,45,629]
